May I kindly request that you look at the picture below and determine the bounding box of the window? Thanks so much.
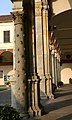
[4,75,7,81]
[4,75,10,81]
[4,31,10,43]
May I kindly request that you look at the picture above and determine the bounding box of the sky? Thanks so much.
[0,0,12,15]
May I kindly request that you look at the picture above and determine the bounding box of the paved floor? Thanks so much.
[0,88,11,106]
[0,84,72,120]
[40,84,72,120]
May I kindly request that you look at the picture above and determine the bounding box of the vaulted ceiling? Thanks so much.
[50,9,72,63]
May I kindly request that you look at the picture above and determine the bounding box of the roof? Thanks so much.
[0,15,13,23]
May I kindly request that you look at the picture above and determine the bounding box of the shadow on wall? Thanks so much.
[68,0,72,8]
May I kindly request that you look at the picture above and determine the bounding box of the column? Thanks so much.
[10,1,29,119]
[59,56,61,82]
[57,53,61,83]
[51,46,55,84]
[41,0,49,96]
[54,49,58,86]
[28,0,42,116]
[42,0,53,98]
[28,79,33,117]
[35,0,46,99]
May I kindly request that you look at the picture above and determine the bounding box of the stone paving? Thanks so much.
[40,84,72,120]
[0,88,11,106]
[0,84,72,120]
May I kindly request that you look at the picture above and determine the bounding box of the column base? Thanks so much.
[28,107,34,117]
[35,105,41,116]
[32,105,38,116]
[47,93,54,99]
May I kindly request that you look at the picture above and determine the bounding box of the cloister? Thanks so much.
[10,0,72,119]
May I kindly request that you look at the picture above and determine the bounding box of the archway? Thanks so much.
[50,9,72,84]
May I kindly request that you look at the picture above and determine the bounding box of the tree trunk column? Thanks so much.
[12,11,28,119]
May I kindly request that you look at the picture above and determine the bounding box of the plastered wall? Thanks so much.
[61,63,72,84]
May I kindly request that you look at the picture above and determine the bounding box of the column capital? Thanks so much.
[57,53,60,62]
[51,49,55,55]
[51,45,55,55]
[42,0,49,11]
[35,2,42,16]
[11,11,24,24]
[54,49,57,58]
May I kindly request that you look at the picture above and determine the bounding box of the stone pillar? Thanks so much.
[51,47,55,84]
[57,53,61,83]
[35,0,45,97]
[54,49,58,86]
[59,56,61,82]
[28,79,33,117]
[41,0,53,99]
[31,75,41,117]
[41,0,49,96]
[27,0,42,117]
[34,76,41,116]
[10,1,29,119]
[31,77,38,116]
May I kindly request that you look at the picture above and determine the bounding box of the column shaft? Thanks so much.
[51,49,55,84]
[11,11,28,119]
[42,1,53,98]
[54,51,58,86]
[35,1,47,99]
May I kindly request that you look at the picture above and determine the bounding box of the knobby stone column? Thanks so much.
[11,1,29,119]
[42,0,53,99]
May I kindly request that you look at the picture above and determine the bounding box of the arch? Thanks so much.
[0,49,13,55]
[50,9,72,62]
[50,9,72,29]
[0,51,13,65]
[52,0,71,15]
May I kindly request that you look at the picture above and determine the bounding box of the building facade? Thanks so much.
[0,15,14,85]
